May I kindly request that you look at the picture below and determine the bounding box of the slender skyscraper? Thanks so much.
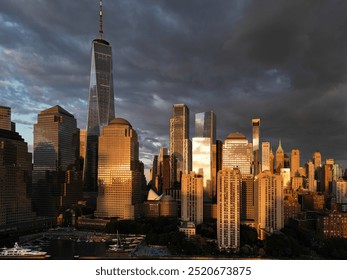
[192,111,216,201]
[84,0,115,192]
[181,171,203,225]
[170,104,190,187]
[252,118,260,175]
[255,170,284,240]
[261,142,271,172]
[217,168,242,252]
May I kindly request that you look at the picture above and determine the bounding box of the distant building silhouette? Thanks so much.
[0,106,36,226]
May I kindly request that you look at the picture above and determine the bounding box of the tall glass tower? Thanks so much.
[84,0,115,192]
[169,104,191,187]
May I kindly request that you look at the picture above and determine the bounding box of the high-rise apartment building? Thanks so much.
[275,140,284,173]
[181,172,203,225]
[261,141,271,172]
[84,0,115,192]
[217,168,241,252]
[0,108,36,226]
[170,104,190,187]
[32,106,81,217]
[255,170,284,240]
[252,118,260,175]
[95,118,142,219]
[290,149,300,178]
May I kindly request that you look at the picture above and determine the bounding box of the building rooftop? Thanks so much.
[40,105,74,117]
[109,118,132,127]
[226,132,246,140]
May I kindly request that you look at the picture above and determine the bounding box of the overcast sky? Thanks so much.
[0,0,346,173]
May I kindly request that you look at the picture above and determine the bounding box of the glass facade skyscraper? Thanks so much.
[170,104,190,187]
[32,106,81,217]
[195,111,216,143]
[192,111,216,201]
[83,1,115,192]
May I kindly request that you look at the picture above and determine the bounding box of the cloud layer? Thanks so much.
[1,0,346,171]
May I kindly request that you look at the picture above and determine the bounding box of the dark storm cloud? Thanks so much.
[0,0,346,171]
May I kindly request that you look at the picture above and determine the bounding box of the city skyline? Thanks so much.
[0,0,346,172]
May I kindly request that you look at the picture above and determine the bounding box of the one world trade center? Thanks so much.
[83,0,115,192]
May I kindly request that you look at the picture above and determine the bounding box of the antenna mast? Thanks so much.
[99,0,103,40]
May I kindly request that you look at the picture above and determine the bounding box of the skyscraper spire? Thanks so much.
[277,139,283,152]
[99,0,103,40]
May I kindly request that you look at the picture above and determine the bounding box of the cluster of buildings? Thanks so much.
[1,1,347,254]
[152,104,347,252]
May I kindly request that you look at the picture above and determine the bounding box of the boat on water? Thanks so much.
[0,242,48,258]
[109,231,123,251]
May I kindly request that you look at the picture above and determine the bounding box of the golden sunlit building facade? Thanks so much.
[261,141,271,172]
[252,118,260,175]
[255,170,284,240]
[217,168,241,252]
[290,149,300,178]
[181,172,203,225]
[275,140,284,173]
[95,118,142,220]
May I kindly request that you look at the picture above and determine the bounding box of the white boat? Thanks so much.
[0,242,47,257]
[109,231,123,251]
